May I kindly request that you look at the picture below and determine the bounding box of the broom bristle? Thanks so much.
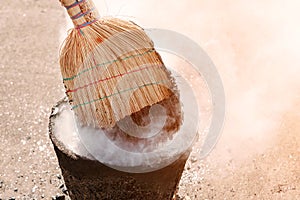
[59,0,177,128]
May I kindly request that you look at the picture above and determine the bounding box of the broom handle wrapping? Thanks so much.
[60,0,99,28]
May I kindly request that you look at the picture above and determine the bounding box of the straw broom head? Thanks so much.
[59,0,178,128]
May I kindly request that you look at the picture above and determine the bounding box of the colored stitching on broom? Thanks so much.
[63,49,155,81]
[72,80,168,109]
[71,8,95,20]
[76,19,98,29]
[66,64,161,93]
[78,29,84,36]
[65,0,86,10]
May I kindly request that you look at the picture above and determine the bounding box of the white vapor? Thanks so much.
[60,0,300,162]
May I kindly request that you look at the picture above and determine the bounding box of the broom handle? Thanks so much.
[60,0,99,29]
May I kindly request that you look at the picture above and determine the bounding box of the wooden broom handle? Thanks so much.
[60,0,99,28]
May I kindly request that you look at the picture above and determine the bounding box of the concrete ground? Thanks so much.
[0,0,299,199]
[0,1,66,199]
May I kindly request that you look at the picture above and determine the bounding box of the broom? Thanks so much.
[59,0,177,129]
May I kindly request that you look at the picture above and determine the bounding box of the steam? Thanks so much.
[200,1,300,161]
[60,1,300,163]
